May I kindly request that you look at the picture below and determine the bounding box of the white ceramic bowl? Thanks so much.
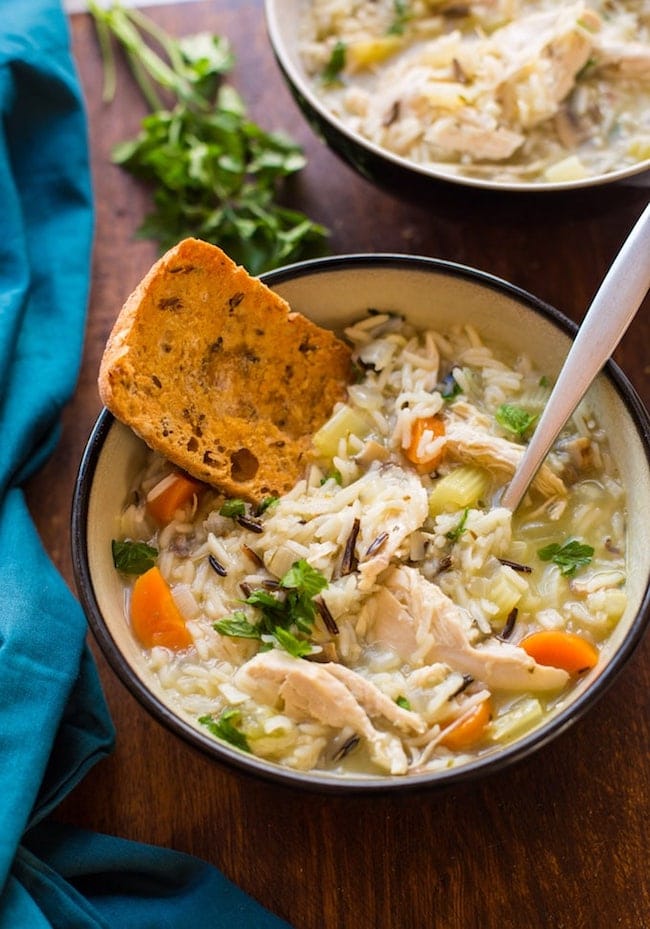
[264,0,650,194]
[72,254,650,792]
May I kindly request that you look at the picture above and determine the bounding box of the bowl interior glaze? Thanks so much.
[73,255,650,792]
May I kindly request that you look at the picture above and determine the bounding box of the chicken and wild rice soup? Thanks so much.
[297,0,650,185]
[113,311,627,777]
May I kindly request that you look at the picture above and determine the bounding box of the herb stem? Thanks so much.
[92,9,117,104]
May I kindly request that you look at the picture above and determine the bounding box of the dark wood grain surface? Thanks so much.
[27,3,650,927]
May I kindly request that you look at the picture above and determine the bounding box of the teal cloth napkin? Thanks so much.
[0,2,290,926]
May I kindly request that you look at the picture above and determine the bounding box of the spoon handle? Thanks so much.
[502,203,650,512]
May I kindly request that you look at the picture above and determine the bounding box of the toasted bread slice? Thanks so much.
[98,238,351,501]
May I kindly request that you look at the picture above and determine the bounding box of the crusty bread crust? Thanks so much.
[98,238,351,501]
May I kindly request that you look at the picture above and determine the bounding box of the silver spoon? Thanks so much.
[501,202,650,512]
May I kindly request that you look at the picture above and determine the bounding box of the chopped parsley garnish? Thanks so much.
[387,0,412,36]
[273,626,314,658]
[320,469,343,486]
[496,403,538,438]
[395,695,411,710]
[199,709,250,752]
[219,498,247,518]
[537,539,595,576]
[445,507,469,542]
[213,559,328,655]
[111,539,158,575]
[213,612,261,639]
[257,496,279,514]
[322,41,346,84]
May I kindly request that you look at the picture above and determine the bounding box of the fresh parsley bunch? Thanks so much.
[90,2,329,274]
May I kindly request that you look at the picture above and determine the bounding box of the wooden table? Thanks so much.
[27,3,650,927]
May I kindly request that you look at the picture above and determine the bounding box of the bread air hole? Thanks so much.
[230,447,259,482]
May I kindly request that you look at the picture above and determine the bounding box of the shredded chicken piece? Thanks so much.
[593,40,650,75]
[360,2,601,162]
[234,650,424,774]
[488,4,598,128]
[427,117,524,160]
[361,565,570,692]
[444,420,566,498]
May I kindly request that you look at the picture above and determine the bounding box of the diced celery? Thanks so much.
[428,464,490,515]
[312,405,373,459]
[486,567,525,625]
[488,696,543,743]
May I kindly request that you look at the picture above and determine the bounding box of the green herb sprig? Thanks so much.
[537,539,595,576]
[387,0,412,36]
[496,403,538,438]
[112,539,158,575]
[199,709,251,752]
[214,559,328,657]
[445,507,469,542]
[89,1,329,274]
[321,41,347,85]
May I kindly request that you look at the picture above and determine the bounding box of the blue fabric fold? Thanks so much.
[0,2,291,926]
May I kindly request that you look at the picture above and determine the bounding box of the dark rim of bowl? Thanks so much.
[72,253,650,794]
[263,0,650,194]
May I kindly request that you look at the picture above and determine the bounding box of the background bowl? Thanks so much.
[72,254,650,793]
[264,0,650,194]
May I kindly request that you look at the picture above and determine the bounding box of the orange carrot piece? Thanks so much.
[440,698,492,751]
[130,566,193,651]
[147,471,204,525]
[405,414,446,471]
[520,630,598,674]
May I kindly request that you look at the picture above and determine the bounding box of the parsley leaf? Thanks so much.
[322,41,346,84]
[537,539,595,576]
[212,559,328,656]
[445,508,469,542]
[496,404,538,438]
[387,0,412,36]
[281,560,328,598]
[219,498,247,518]
[257,496,279,514]
[213,612,261,639]
[395,695,411,710]
[199,710,250,752]
[89,2,329,274]
[272,626,314,658]
[320,469,343,486]
[111,539,158,575]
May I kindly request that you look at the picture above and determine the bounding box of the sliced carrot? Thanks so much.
[130,566,193,651]
[405,414,446,471]
[440,698,492,751]
[146,471,204,525]
[520,630,598,675]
